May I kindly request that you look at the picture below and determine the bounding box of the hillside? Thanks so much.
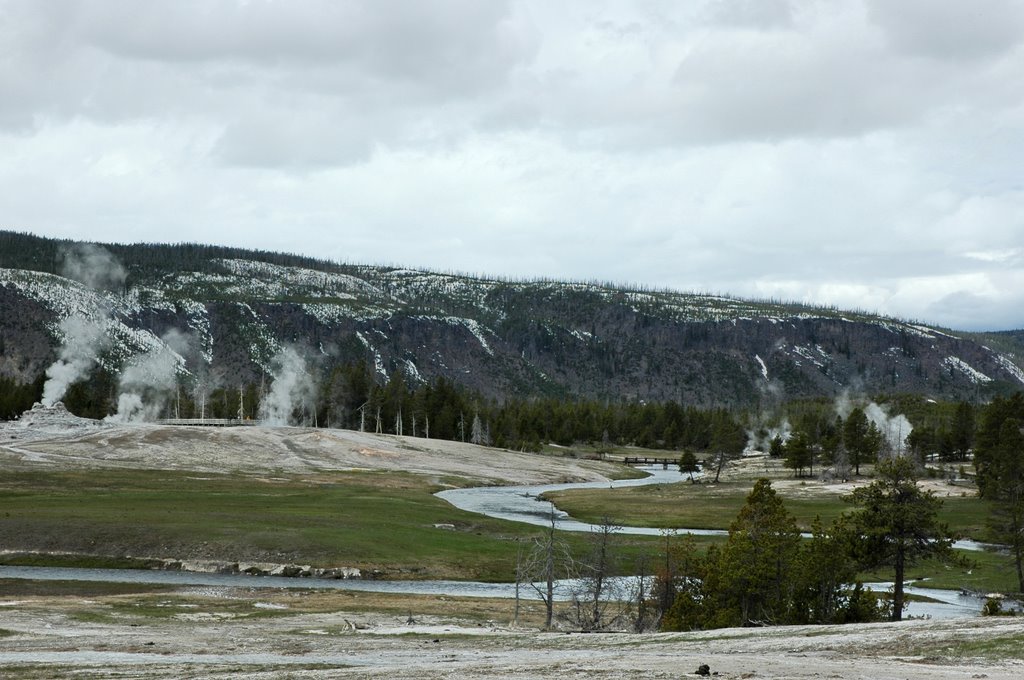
[1,230,1022,414]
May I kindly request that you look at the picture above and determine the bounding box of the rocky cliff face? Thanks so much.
[1,238,1022,407]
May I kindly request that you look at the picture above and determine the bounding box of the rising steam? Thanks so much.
[864,402,914,456]
[106,336,185,423]
[40,314,109,407]
[746,378,791,452]
[835,389,914,456]
[259,347,315,426]
[39,244,128,408]
[60,243,127,293]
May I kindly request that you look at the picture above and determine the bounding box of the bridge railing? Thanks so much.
[156,419,259,427]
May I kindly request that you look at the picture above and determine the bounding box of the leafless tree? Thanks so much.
[562,516,636,632]
[520,504,576,629]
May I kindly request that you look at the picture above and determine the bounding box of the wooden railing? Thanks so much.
[622,456,678,467]
[156,419,259,427]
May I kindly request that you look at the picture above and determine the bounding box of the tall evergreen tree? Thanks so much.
[703,479,801,627]
[974,395,1024,592]
[846,456,955,621]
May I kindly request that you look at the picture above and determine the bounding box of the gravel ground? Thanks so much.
[0,404,622,485]
[1,406,1019,678]
[0,590,1022,679]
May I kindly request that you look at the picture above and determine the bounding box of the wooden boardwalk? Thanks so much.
[622,456,678,467]
[156,419,259,427]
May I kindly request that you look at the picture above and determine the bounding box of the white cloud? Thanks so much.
[0,0,1022,331]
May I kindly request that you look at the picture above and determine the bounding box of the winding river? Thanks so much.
[436,465,989,552]
[0,465,994,619]
[436,465,724,536]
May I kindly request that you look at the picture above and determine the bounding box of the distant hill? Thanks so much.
[1,230,1022,410]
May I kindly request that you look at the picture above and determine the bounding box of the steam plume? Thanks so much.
[40,314,109,406]
[746,379,790,452]
[106,331,187,423]
[60,243,127,292]
[864,402,914,456]
[834,389,914,456]
[259,347,314,426]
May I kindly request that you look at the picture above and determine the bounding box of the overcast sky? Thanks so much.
[1,1,1022,331]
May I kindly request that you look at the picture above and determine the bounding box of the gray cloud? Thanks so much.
[703,0,795,29]
[0,0,1022,330]
[866,0,1024,61]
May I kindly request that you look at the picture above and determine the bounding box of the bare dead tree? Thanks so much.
[521,504,576,629]
[563,516,629,631]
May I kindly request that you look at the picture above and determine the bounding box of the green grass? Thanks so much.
[544,480,994,539]
[546,479,1017,594]
[0,578,172,598]
[0,468,554,580]
[543,481,846,531]
[0,468,674,581]
[897,632,1024,660]
[862,548,1020,595]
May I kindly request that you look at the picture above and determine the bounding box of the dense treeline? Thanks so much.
[659,457,958,630]
[315,361,749,454]
[0,230,350,284]
[0,357,749,454]
[0,374,42,420]
[2,352,1021,478]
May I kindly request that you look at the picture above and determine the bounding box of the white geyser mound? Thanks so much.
[41,315,109,407]
[260,347,314,426]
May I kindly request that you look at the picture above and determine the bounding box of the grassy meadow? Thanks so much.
[0,458,1016,595]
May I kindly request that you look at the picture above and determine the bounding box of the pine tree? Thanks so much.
[703,479,801,627]
[846,457,955,621]
[974,395,1024,592]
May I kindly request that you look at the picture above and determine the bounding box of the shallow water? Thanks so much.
[0,565,986,619]
[0,465,993,619]
[0,564,629,603]
[436,465,991,552]
[437,466,727,537]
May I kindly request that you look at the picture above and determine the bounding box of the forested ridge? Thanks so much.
[2,230,1024,428]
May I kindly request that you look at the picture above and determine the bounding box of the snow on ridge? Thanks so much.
[910,324,959,340]
[786,346,827,372]
[898,324,935,339]
[1,268,132,320]
[0,268,183,371]
[449,317,494,356]
[943,356,992,384]
[570,329,593,342]
[403,358,424,384]
[217,258,380,298]
[411,316,495,356]
[993,354,1024,386]
[355,331,387,379]
[754,355,769,381]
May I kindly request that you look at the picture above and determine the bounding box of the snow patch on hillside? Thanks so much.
[993,354,1024,385]
[754,355,769,381]
[218,259,380,299]
[790,344,829,369]
[402,359,424,384]
[570,329,593,342]
[943,356,992,384]
[355,331,387,378]
[437,317,494,356]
